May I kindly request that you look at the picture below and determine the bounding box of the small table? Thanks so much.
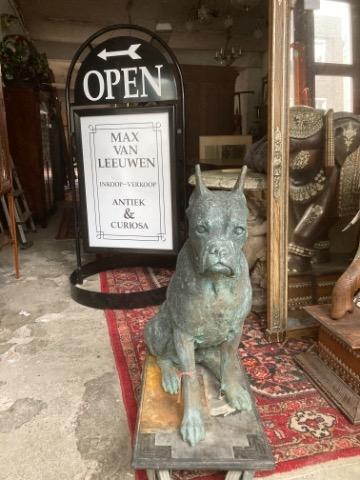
[133,355,274,479]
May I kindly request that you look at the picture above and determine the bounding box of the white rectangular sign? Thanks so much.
[79,110,174,250]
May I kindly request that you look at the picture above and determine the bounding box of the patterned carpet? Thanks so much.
[100,267,360,480]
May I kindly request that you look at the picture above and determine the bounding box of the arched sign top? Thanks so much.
[74,36,178,105]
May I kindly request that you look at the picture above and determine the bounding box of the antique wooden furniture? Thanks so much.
[182,65,238,170]
[266,0,290,340]
[288,269,341,313]
[133,355,274,479]
[4,84,60,226]
[297,304,360,423]
[331,244,360,319]
[0,68,19,278]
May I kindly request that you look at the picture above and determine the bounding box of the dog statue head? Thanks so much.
[187,165,248,278]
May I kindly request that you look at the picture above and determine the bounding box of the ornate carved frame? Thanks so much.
[266,0,290,340]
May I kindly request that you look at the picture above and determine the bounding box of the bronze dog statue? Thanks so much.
[145,165,252,446]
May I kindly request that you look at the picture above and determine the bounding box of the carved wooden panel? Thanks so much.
[181,65,238,169]
[297,350,360,424]
[266,0,290,338]
[4,85,55,226]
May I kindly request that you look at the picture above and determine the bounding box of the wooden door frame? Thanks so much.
[266,0,290,341]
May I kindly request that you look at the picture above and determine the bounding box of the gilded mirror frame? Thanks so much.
[266,0,360,339]
[266,0,290,340]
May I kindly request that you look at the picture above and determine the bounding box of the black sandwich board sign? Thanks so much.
[66,25,185,309]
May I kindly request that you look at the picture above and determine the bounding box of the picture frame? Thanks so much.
[199,135,252,167]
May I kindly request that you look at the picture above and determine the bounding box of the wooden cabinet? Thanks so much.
[181,65,238,169]
[4,84,60,226]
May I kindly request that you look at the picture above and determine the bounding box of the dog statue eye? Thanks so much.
[234,226,245,235]
[196,225,207,234]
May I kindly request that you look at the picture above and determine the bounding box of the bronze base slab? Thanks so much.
[296,350,360,424]
[132,355,274,473]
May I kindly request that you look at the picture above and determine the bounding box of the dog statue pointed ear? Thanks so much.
[232,166,248,193]
[194,164,210,196]
[187,164,211,210]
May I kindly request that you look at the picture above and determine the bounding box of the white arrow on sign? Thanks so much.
[97,43,142,61]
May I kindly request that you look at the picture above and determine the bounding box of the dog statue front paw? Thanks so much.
[223,383,252,412]
[180,409,205,446]
[158,360,180,395]
[162,371,180,395]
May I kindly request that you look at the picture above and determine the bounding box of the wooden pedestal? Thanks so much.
[287,261,349,338]
[133,355,274,479]
[288,271,340,312]
[297,304,360,424]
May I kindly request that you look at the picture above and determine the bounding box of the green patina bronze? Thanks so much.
[145,165,252,447]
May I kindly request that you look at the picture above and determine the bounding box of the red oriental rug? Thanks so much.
[101,267,360,480]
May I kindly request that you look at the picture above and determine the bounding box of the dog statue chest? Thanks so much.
[192,309,241,346]
[169,266,251,347]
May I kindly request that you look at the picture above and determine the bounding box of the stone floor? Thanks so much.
[0,208,359,480]
[0,210,133,480]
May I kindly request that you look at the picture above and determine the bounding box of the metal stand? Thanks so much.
[0,189,20,277]
[69,255,175,310]
[1,158,36,248]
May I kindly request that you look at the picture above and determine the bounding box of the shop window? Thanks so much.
[315,75,353,111]
[313,0,355,111]
[314,0,352,65]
